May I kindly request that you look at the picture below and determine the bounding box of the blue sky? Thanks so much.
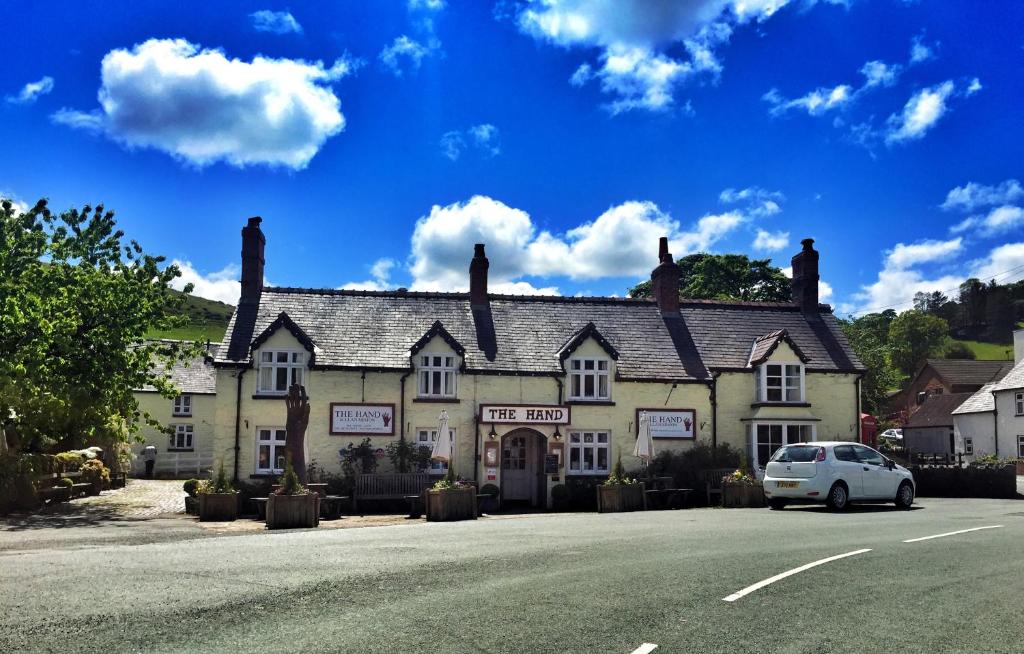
[2,0,1022,315]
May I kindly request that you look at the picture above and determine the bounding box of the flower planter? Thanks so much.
[425,488,477,522]
[596,483,646,513]
[198,493,238,521]
[722,482,765,508]
[266,493,320,529]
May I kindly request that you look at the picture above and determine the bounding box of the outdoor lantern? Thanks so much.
[488,425,497,439]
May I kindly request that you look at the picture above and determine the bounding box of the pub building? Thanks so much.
[209,217,864,508]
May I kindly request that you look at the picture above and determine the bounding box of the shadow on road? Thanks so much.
[1,503,143,531]
[783,504,923,515]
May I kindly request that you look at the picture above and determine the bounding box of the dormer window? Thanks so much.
[569,358,610,400]
[418,354,457,398]
[760,363,804,403]
[258,350,305,394]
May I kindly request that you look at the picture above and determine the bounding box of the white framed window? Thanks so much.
[568,358,610,400]
[416,428,452,473]
[964,437,974,456]
[256,427,287,474]
[257,350,305,394]
[1018,435,1024,458]
[172,394,192,417]
[1016,393,1024,416]
[752,423,815,468]
[760,363,804,403]
[568,431,610,474]
[417,354,457,398]
[169,424,193,450]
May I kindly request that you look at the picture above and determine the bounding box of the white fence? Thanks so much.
[136,452,214,478]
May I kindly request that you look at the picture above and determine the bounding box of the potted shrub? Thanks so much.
[183,478,200,515]
[266,461,319,529]
[425,472,477,522]
[596,455,645,513]
[197,464,238,521]
[721,469,765,508]
[79,458,111,496]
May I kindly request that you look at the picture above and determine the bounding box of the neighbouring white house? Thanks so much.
[952,329,1024,461]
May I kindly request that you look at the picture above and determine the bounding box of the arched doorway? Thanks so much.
[500,428,546,507]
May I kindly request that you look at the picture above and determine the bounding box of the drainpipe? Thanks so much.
[993,393,999,457]
[232,369,246,484]
[555,376,564,404]
[856,373,864,445]
[399,370,411,442]
[708,373,720,456]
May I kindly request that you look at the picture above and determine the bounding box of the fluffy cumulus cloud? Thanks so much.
[440,123,501,160]
[170,260,242,305]
[941,179,1023,213]
[885,80,955,144]
[763,84,851,117]
[951,206,1024,237]
[378,36,438,76]
[340,258,398,291]
[50,39,354,169]
[909,34,935,64]
[752,229,790,252]
[407,194,758,293]
[5,76,54,105]
[515,0,834,114]
[249,10,303,35]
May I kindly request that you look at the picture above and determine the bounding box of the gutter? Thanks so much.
[232,368,246,484]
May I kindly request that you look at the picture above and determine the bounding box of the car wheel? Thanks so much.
[895,481,914,510]
[769,499,788,511]
[825,482,848,511]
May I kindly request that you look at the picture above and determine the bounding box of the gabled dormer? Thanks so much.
[748,330,810,405]
[411,321,464,400]
[250,312,316,396]
[559,323,618,402]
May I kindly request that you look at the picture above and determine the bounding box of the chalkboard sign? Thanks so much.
[544,454,559,474]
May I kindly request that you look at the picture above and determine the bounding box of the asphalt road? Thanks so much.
[2,498,1022,654]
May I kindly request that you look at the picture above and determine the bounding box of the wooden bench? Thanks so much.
[354,473,432,514]
[644,488,693,510]
[700,468,737,506]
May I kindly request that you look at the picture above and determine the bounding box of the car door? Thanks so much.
[853,445,895,499]
[830,445,864,499]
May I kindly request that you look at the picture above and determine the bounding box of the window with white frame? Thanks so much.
[256,427,287,474]
[417,354,457,398]
[1018,435,1024,458]
[1016,392,1024,416]
[169,424,193,450]
[760,363,804,402]
[753,423,814,468]
[569,358,610,400]
[568,431,610,474]
[257,350,305,394]
[416,428,452,473]
[172,394,192,417]
[964,437,974,455]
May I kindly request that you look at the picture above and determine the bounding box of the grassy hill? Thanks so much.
[147,291,234,343]
[952,338,1013,360]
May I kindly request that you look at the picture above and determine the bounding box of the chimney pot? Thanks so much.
[650,237,680,315]
[240,216,265,305]
[469,243,489,307]
[791,237,820,313]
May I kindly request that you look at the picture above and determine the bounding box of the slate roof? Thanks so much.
[746,329,809,367]
[951,382,998,415]
[923,359,1013,387]
[905,393,974,428]
[992,358,1024,392]
[215,288,863,381]
[137,341,218,394]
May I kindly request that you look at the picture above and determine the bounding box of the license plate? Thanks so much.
[777,481,799,489]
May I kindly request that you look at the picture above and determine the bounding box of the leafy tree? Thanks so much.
[912,290,948,315]
[958,278,988,330]
[887,310,949,376]
[0,198,202,453]
[943,341,976,360]
[839,314,901,416]
[628,253,791,302]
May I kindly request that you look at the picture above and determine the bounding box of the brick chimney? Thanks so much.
[650,236,680,315]
[239,216,265,305]
[469,243,489,307]
[790,238,820,313]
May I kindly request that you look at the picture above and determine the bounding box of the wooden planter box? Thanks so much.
[198,493,238,521]
[722,482,765,508]
[596,483,646,513]
[425,488,477,522]
[184,496,199,515]
[267,493,320,529]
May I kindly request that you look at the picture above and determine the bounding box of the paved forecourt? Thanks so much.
[1,498,1022,653]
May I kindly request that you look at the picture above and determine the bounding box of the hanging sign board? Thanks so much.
[544,454,560,475]
[638,408,696,439]
[479,404,570,425]
[329,403,395,435]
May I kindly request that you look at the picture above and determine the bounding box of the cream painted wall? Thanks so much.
[131,391,216,477]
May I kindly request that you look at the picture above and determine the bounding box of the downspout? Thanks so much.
[399,370,411,442]
[708,373,720,456]
[993,392,999,457]
[232,369,246,484]
[856,373,864,445]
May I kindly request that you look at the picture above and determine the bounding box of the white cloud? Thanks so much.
[170,260,241,305]
[966,77,982,95]
[860,60,900,88]
[764,84,851,117]
[440,124,500,160]
[885,80,954,144]
[885,238,963,270]
[51,39,353,169]
[1,193,30,215]
[514,0,814,113]
[340,257,398,291]
[719,186,784,217]
[852,238,965,312]
[970,243,1024,284]
[378,35,439,76]
[249,10,303,35]
[752,229,790,251]
[408,0,445,10]
[909,34,935,64]
[5,76,54,105]
[941,179,1023,212]
[439,131,465,161]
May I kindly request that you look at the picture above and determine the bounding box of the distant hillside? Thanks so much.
[952,337,1013,361]
[147,291,234,343]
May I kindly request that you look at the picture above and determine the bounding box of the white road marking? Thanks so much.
[902,525,1004,543]
[629,644,658,654]
[722,549,872,603]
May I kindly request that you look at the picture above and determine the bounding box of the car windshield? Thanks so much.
[770,445,818,463]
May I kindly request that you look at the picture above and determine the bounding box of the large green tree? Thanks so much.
[839,313,901,416]
[0,198,202,452]
[887,310,949,377]
[628,253,791,302]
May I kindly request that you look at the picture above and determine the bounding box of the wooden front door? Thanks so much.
[501,433,535,503]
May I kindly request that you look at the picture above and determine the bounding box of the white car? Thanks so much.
[880,428,903,441]
[763,441,915,511]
